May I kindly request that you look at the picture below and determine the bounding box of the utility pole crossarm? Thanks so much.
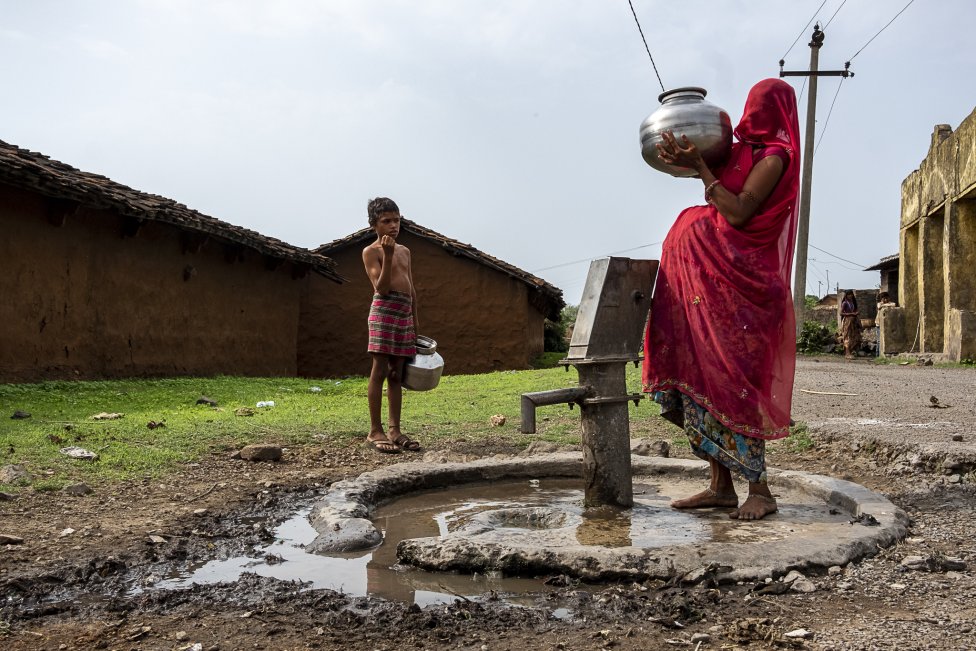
[780,58,853,79]
[780,70,853,77]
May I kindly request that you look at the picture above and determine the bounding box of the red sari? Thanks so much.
[642,79,801,442]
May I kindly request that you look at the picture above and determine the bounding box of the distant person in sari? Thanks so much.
[642,79,801,521]
[840,290,862,360]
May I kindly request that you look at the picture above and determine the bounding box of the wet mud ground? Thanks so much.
[2,357,975,650]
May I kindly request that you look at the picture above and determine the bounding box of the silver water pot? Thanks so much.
[639,87,732,178]
[403,335,444,391]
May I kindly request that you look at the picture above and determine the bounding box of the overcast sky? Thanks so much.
[3,1,974,305]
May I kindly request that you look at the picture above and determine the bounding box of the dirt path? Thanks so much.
[1,358,974,650]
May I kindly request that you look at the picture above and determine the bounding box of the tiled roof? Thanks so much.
[316,219,565,318]
[0,139,342,283]
[864,253,899,271]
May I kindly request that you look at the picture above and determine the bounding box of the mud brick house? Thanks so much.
[0,140,343,382]
[880,109,976,361]
[301,220,564,377]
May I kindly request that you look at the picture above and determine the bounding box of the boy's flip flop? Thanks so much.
[368,436,401,454]
[392,434,421,452]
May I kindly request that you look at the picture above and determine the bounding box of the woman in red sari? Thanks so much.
[642,79,801,521]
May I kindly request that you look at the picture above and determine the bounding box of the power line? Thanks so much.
[531,241,662,274]
[810,256,864,272]
[849,0,917,61]
[814,77,846,154]
[807,259,830,284]
[809,244,867,268]
[781,0,828,61]
[795,0,910,159]
[822,0,848,29]
[807,258,836,295]
[533,257,601,273]
[626,0,665,93]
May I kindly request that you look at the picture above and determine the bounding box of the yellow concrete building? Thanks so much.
[880,109,976,361]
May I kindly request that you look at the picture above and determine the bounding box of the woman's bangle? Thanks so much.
[704,180,721,201]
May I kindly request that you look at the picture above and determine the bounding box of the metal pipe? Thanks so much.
[520,387,590,434]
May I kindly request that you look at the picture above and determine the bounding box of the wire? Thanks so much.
[814,77,845,154]
[781,0,828,61]
[807,259,830,285]
[823,0,848,29]
[809,244,867,269]
[626,0,665,93]
[849,0,917,61]
[818,263,865,273]
[811,257,867,272]
[531,241,662,273]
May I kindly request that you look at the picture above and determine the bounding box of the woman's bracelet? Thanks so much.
[704,180,721,202]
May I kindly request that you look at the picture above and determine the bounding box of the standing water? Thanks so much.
[151,474,851,605]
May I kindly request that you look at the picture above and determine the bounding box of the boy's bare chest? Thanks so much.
[387,248,409,268]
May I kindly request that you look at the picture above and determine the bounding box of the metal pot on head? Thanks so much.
[402,335,444,391]
[639,87,732,178]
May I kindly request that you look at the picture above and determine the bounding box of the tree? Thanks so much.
[544,304,578,353]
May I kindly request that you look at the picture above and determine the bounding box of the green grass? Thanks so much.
[871,358,976,369]
[1,365,658,492]
[775,421,815,453]
[934,359,976,369]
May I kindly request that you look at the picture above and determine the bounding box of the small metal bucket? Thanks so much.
[403,335,444,391]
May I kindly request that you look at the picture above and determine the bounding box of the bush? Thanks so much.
[544,305,579,353]
[544,319,568,352]
[796,321,835,355]
[530,351,565,369]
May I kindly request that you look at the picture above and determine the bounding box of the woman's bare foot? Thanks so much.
[729,494,778,520]
[671,488,738,509]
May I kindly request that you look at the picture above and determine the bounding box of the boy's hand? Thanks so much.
[380,235,396,256]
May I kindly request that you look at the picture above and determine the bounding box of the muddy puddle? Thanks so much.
[154,480,574,606]
[150,476,849,607]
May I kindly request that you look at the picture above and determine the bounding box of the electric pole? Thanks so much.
[780,24,852,334]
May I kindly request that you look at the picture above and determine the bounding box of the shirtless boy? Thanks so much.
[361,197,421,453]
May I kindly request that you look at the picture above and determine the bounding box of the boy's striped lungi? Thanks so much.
[367,290,417,357]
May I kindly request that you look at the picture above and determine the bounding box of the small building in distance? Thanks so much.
[0,140,342,382]
[865,253,899,299]
[816,294,839,308]
[300,219,564,378]
[803,294,838,328]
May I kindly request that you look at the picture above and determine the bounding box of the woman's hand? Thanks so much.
[656,130,706,173]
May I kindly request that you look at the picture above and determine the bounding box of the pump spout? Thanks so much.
[520,387,590,434]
